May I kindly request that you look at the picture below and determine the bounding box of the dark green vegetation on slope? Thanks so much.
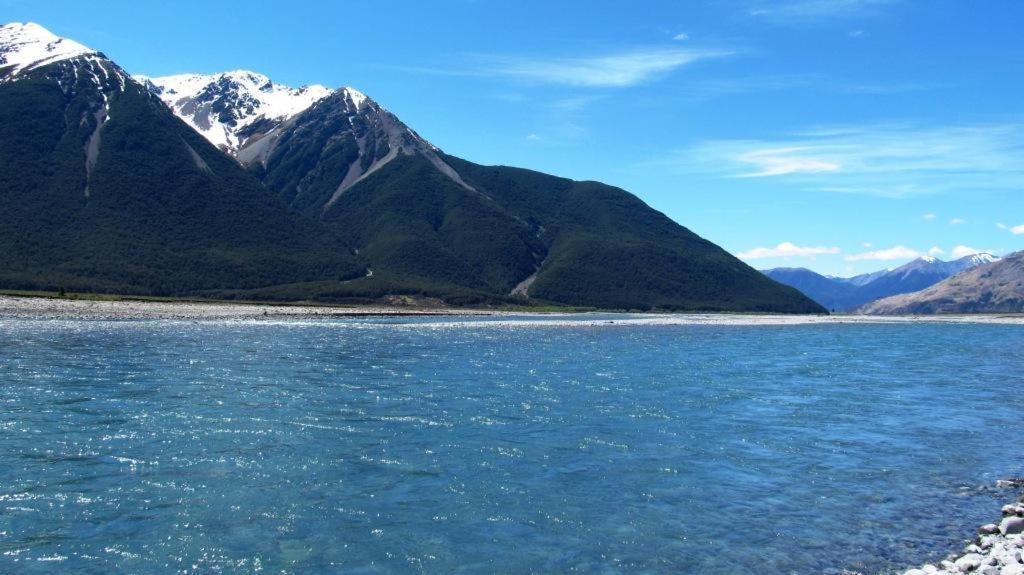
[448,158,820,312]
[230,86,822,312]
[253,153,823,312]
[1,56,823,312]
[0,58,364,296]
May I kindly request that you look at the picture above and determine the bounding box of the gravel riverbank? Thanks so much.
[0,295,490,320]
[3,295,1024,324]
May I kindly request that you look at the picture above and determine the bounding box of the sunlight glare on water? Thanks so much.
[0,316,1022,574]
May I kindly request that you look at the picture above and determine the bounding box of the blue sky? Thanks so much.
[3,0,1023,276]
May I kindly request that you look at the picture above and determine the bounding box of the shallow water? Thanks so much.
[1,316,1022,574]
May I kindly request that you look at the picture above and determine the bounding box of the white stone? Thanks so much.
[1001,517,1024,536]
[1000,563,1024,575]
[955,553,984,572]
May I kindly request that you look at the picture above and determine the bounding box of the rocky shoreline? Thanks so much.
[0,295,491,320]
[901,482,1024,575]
[3,295,1024,324]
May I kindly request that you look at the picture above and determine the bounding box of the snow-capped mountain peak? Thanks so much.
[138,70,332,152]
[340,86,367,110]
[0,22,96,79]
[960,252,999,267]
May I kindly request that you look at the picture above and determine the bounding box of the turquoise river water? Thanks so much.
[0,315,1022,573]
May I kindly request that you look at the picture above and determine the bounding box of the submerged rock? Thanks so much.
[900,490,1024,575]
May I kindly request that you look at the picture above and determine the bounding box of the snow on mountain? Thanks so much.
[137,62,466,198]
[765,252,1002,311]
[861,251,1022,314]
[137,70,333,152]
[889,252,1000,279]
[837,268,889,287]
[951,252,999,271]
[0,22,96,79]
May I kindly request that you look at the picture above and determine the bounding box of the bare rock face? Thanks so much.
[139,71,331,153]
[860,251,1024,314]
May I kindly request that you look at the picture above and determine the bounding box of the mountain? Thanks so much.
[138,71,331,153]
[842,268,889,287]
[0,23,823,312]
[860,251,1024,314]
[218,82,821,311]
[134,63,823,311]
[851,254,999,305]
[0,22,364,296]
[761,268,859,311]
[763,253,1000,312]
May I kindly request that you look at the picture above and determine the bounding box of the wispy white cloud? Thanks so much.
[666,123,1024,197]
[734,147,841,177]
[848,29,866,37]
[951,245,985,258]
[845,245,921,261]
[736,242,840,259]
[997,222,1024,234]
[747,0,894,22]
[949,217,965,225]
[673,32,690,41]
[485,48,731,88]
[922,213,937,221]
[526,133,541,141]
[928,246,945,256]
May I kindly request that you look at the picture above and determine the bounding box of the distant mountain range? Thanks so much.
[762,253,999,312]
[860,251,1024,314]
[0,22,823,312]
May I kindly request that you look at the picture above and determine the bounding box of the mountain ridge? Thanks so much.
[859,252,1024,314]
[0,22,825,313]
[0,23,365,296]
[138,71,334,152]
[762,253,1000,311]
[0,22,95,79]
